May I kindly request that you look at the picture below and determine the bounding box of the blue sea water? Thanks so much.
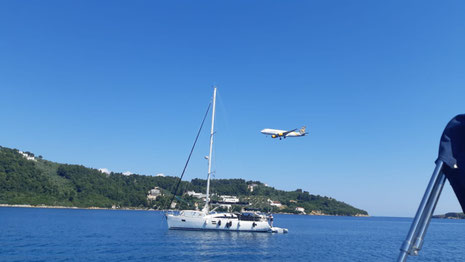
[1,207,465,261]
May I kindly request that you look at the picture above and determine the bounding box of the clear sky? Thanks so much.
[1,1,464,217]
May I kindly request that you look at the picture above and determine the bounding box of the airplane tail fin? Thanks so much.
[299,126,307,135]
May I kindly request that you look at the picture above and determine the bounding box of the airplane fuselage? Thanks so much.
[260,128,304,138]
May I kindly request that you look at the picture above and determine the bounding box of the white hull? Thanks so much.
[166,211,272,232]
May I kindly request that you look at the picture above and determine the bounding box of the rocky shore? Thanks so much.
[432,212,465,219]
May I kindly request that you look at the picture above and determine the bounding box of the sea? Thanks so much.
[1,207,464,262]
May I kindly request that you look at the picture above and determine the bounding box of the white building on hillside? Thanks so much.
[268,199,282,208]
[247,184,258,192]
[147,187,163,200]
[296,207,306,214]
[18,151,36,161]
[186,191,207,199]
[220,195,239,203]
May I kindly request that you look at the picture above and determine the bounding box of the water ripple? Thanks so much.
[1,208,464,261]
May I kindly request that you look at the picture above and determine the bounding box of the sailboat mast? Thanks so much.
[204,87,217,213]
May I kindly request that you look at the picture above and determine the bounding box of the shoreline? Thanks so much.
[0,204,156,211]
[0,204,369,217]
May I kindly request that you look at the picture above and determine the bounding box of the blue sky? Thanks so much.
[1,1,464,216]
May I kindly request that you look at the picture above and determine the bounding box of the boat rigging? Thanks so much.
[165,87,287,233]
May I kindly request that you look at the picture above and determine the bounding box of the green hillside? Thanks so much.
[0,146,368,216]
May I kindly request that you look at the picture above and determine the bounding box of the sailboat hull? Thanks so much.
[166,211,272,232]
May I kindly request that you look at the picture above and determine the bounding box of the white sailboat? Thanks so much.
[166,87,287,233]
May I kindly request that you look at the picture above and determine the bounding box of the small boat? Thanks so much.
[166,87,287,233]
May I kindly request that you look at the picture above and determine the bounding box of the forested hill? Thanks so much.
[0,146,368,216]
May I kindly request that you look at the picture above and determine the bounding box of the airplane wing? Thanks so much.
[282,128,297,136]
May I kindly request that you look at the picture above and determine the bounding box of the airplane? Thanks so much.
[260,126,308,140]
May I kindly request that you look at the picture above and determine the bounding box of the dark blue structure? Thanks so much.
[399,114,465,262]
[438,114,465,212]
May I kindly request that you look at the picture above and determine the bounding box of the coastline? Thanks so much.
[0,204,156,211]
[0,204,369,217]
